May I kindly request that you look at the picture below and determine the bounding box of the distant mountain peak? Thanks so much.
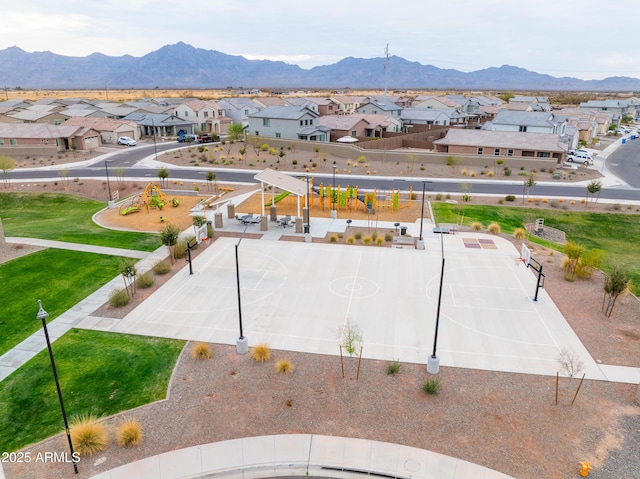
[0,42,639,90]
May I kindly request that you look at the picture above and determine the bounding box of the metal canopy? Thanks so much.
[254,168,307,196]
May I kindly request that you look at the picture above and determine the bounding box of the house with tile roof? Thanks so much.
[484,111,568,135]
[173,100,231,136]
[401,108,451,126]
[216,98,263,125]
[355,99,403,119]
[63,117,139,144]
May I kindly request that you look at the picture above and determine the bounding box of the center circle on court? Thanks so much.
[329,277,379,299]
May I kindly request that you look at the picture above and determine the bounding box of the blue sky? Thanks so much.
[2,0,637,81]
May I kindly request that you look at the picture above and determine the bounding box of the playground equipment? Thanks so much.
[119,182,173,215]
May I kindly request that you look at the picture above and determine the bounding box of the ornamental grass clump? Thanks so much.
[422,376,441,395]
[513,228,526,240]
[135,271,155,289]
[487,223,501,235]
[386,359,402,375]
[116,418,144,447]
[109,288,130,308]
[471,221,483,231]
[70,414,109,456]
[152,260,171,275]
[191,342,213,360]
[251,344,271,363]
[275,359,294,374]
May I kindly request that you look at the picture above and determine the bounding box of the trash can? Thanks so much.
[632,135,636,140]
[303,224,309,234]
[400,226,407,236]
[622,138,627,144]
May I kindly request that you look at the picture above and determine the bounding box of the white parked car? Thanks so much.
[567,152,593,165]
[568,148,589,156]
[117,136,137,146]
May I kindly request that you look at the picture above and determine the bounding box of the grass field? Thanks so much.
[0,249,128,355]
[0,329,185,452]
[432,203,640,295]
[0,193,161,251]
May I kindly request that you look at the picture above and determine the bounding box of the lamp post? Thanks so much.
[37,300,79,474]
[304,174,311,241]
[416,180,427,250]
[105,160,114,209]
[331,162,337,219]
[150,116,158,161]
[234,226,249,354]
[427,232,445,374]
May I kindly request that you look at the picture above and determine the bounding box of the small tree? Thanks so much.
[446,155,462,173]
[58,168,70,187]
[406,154,418,173]
[337,318,363,356]
[119,258,137,297]
[157,167,169,187]
[562,241,584,279]
[114,167,126,185]
[206,171,216,193]
[523,173,536,204]
[0,155,16,187]
[160,223,181,263]
[586,180,602,206]
[602,265,630,318]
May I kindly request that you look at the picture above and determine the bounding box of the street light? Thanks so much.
[427,232,445,375]
[104,160,114,209]
[331,162,337,219]
[234,226,249,354]
[305,174,311,237]
[417,180,427,250]
[37,300,79,474]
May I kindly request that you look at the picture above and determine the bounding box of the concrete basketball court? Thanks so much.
[86,231,608,380]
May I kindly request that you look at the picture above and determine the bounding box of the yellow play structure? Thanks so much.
[119,182,174,215]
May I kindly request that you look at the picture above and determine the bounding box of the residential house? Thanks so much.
[484,111,567,135]
[578,100,635,124]
[63,117,139,144]
[329,95,367,115]
[174,100,231,135]
[509,96,552,111]
[303,97,342,116]
[354,114,402,135]
[216,98,263,125]
[433,129,566,162]
[318,115,371,140]
[558,107,613,136]
[123,112,195,137]
[401,108,451,126]
[355,99,403,119]
[0,123,102,153]
[247,106,330,142]
[7,107,70,125]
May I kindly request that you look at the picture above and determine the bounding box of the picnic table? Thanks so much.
[236,214,262,225]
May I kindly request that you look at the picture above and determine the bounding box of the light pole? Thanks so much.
[234,226,249,354]
[104,160,114,209]
[331,162,337,219]
[417,180,427,250]
[37,300,79,474]
[305,174,311,240]
[150,116,158,161]
[427,233,445,374]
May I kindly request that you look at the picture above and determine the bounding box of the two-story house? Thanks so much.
[355,99,403,119]
[484,111,567,135]
[247,106,330,142]
[216,98,263,125]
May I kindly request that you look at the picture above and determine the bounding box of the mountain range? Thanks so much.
[2,42,640,91]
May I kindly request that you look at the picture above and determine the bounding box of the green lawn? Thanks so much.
[432,203,640,295]
[0,329,185,452]
[0,193,161,251]
[0,249,128,355]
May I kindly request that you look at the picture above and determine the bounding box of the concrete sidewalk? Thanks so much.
[88,434,515,479]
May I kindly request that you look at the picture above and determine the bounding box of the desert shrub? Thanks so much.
[135,271,155,289]
[384,233,393,242]
[376,236,385,246]
[191,342,213,360]
[422,376,441,395]
[329,235,338,243]
[362,235,372,245]
[347,236,356,245]
[471,221,483,231]
[70,414,109,456]
[505,195,516,202]
[560,257,571,271]
[109,288,130,308]
[275,359,294,374]
[513,228,526,240]
[487,223,501,235]
[354,232,362,240]
[435,193,443,200]
[251,344,271,363]
[116,418,143,447]
[386,359,402,375]
[504,167,512,176]
[152,260,171,275]
[173,240,188,259]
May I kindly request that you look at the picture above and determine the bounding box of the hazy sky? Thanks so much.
[2,0,637,81]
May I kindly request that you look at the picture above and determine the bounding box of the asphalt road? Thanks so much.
[9,143,640,202]
[606,135,640,188]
